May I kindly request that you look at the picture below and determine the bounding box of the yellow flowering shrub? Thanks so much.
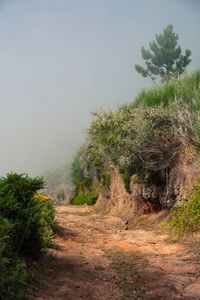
[34,193,57,247]
[34,193,51,203]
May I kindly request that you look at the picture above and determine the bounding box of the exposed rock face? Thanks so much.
[94,150,200,220]
[95,169,161,221]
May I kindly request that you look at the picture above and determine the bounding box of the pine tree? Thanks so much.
[135,24,191,84]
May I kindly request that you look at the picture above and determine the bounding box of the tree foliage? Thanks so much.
[135,24,191,83]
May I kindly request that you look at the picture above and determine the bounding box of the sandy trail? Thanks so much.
[30,205,200,300]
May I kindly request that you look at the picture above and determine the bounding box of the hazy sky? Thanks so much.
[0,0,200,177]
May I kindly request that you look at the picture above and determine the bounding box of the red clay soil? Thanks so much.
[28,205,200,300]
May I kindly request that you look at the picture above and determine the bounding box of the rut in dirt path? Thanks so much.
[30,205,200,300]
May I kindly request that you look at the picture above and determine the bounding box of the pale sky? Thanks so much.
[0,0,200,177]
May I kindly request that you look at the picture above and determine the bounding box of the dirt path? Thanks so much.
[30,205,200,300]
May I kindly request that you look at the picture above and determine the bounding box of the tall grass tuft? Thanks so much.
[129,70,200,109]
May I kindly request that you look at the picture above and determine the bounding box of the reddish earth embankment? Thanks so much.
[29,205,200,300]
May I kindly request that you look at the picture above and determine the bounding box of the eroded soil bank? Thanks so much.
[29,205,200,300]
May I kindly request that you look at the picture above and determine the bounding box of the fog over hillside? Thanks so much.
[0,0,200,177]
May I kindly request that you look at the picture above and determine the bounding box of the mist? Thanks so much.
[0,0,200,177]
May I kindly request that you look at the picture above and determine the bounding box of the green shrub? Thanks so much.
[0,172,44,204]
[70,147,103,206]
[72,190,99,206]
[0,191,44,257]
[34,194,57,248]
[70,180,99,206]
[70,190,99,206]
[0,173,57,299]
[169,180,200,236]
[0,173,56,258]
[0,215,27,300]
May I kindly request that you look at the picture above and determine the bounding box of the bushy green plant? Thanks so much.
[70,168,99,206]
[0,173,56,258]
[0,173,57,298]
[34,194,57,248]
[70,189,99,206]
[169,181,200,236]
[0,172,44,204]
[0,215,27,300]
[70,143,110,206]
